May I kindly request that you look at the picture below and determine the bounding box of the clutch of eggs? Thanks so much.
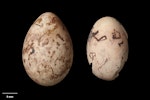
[22,12,73,86]
[87,16,129,81]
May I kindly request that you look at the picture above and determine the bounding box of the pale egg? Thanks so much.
[22,12,73,86]
[87,16,128,81]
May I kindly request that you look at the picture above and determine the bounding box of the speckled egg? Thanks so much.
[87,16,128,81]
[22,12,73,86]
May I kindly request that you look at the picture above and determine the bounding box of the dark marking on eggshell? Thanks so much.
[56,42,60,46]
[112,29,121,39]
[38,34,44,46]
[51,51,56,58]
[23,59,26,63]
[46,17,57,25]
[45,60,69,81]
[42,38,49,46]
[89,52,96,61]
[89,30,107,42]
[62,24,66,30]
[35,24,41,27]
[65,45,70,50]
[34,18,43,27]
[65,59,72,70]
[60,56,65,62]
[122,56,124,60]
[23,42,34,54]
[30,47,35,55]
[49,67,58,80]
[52,39,55,42]
[37,70,40,74]
[49,25,57,33]
[29,63,31,67]
[118,41,124,47]
[92,30,99,36]
[35,18,42,24]
[52,17,57,23]
[98,58,108,70]
[48,51,51,54]
[94,35,107,41]
[89,30,99,40]
[56,34,64,41]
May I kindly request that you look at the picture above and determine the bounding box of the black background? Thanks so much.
[1,0,149,99]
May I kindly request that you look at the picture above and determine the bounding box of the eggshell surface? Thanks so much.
[87,16,128,81]
[22,12,73,86]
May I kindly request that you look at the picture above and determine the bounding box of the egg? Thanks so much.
[22,12,73,86]
[86,16,128,81]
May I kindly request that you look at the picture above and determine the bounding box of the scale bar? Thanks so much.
[2,92,18,94]
[6,95,14,98]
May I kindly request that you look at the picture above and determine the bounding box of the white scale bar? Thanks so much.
[6,95,14,98]
[2,92,18,94]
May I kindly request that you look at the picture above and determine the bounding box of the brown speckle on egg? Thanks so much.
[42,38,49,46]
[35,18,42,24]
[56,42,60,46]
[56,34,64,41]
